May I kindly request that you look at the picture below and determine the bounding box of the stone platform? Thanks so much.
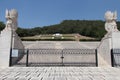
[0,67,120,80]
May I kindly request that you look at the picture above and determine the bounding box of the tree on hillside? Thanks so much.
[16,20,107,39]
[0,22,5,31]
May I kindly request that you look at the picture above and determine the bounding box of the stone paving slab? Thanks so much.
[0,67,120,80]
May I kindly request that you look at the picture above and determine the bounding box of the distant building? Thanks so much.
[52,33,63,39]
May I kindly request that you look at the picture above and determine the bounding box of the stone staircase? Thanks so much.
[0,67,120,80]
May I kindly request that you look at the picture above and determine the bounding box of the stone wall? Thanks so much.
[97,32,120,67]
[0,30,24,67]
[97,37,112,67]
[0,30,12,67]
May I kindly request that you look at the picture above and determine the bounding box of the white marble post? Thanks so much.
[0,9,24,67]
[0,30,12,67]
[97,11,120,67]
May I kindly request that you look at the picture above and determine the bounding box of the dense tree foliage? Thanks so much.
[0,22,5,31]
[1,20,120,39]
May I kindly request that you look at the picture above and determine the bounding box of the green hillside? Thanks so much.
[1,20,120,40]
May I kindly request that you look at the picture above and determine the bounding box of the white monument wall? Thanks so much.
[0,30,12,67]
[0,9,24,67]
[97,11,120,67]
[12,32,24,49]
[112,32,120,49]
[97,37,112,67]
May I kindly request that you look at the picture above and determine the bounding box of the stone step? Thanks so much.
[0,67,120,80]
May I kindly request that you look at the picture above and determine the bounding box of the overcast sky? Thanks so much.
[0,0,120,28]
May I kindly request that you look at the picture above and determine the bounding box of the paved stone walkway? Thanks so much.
[0,67,120,80]
[23,41,100,49]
